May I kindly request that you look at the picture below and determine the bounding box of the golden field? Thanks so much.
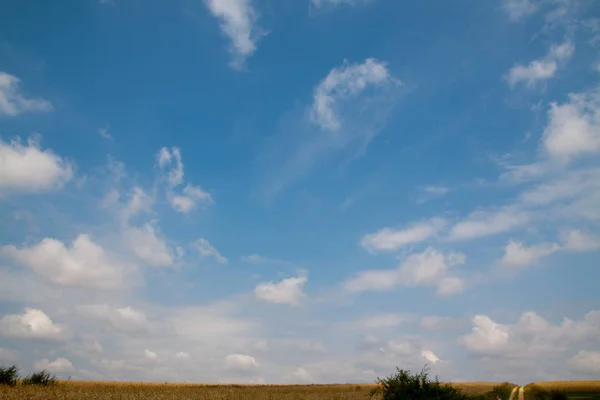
[0,380,505,400]
[529,382,600,392]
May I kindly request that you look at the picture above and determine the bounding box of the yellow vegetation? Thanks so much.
[529,381,600,392]
[0,380,508,400]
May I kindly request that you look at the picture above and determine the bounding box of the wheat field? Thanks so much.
[529,382,600,392]
[0,380,505,400]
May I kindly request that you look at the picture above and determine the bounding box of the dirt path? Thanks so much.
[509,386,519,400]
[518,386,525,400]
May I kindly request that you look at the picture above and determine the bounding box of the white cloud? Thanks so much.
[569,351,600,374]
[344,247,465,296]
[542,86,600,161]
[1,234,137,290]
[224,353,259,371]
[34,357,74,373]
[310,58,398,132]
[0,308,69,341]
[175,351,190,360]
[292,367,313,382]
[0,347,19,363]
[503,0,539,21]
[156,146,183,187]
[203,0,262,68]
[168,184,213,213]
[254,276,307,306]
[123,224,173,267]
[459,310,600,357]
[561,230,600,252]
[448,207,529,241]
[0,72,52,116]
[360,218,446,253]
[506,41,574,88]
[0,138,73,194]
[78,305,149,333]
[120,187,153,223]
[194,238,228,264]
[144,349,157,360]
[500,240,560,267]
[421,349,440,364]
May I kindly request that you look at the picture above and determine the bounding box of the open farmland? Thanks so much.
[527,381,600,400]
[0,380,509,400]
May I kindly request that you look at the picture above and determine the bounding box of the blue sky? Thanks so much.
[0,0,600,384]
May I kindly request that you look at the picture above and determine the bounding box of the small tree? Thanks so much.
[0,365,20,386]
[370,366,472,400]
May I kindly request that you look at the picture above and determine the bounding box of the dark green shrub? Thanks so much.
[0,365,20,386]
[22,370,57,386]
[548,390,568,400]
[369,366,472,400]
[524,384,568,400]
[488,383,518,400]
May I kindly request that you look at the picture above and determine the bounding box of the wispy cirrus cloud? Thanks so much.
[257,58,403,200]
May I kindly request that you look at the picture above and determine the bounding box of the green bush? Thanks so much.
[370,366,473,400]
[0,365,20,386]
[22,370,57,386]
[523,385,568,400]
[488,383,518,400]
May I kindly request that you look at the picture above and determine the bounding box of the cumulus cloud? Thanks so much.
[1,234,137,290]
[459,310,600,357]
[203,0,262,68]
[77,305,149,333]
[421,349,440,364]
[344,247,465,296]
[34,357,74,373]
[194,238,228,264]
[561,230,600,252]
[501,240,560,267]
[254,276,307,306]
[123,224,173,267]
[0,138,73,194]
[569,350,600,374]
[310,58,399,132]
[360,218,446,253]
[542,85,600,161]
[506,41,575,87]
[224,353,260,371]
[0,308,69,341]
[0,72,52,116]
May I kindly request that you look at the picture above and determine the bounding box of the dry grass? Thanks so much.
[0,380,507,399]
[450,382,511,395]
[529,382,600,392]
